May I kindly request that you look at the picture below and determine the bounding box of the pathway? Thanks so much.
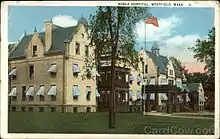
[144,111,214,120]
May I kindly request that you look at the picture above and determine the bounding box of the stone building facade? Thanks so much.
[8,18,100,113]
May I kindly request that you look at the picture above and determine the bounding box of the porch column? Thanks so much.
[146,93,151,112]
[115,90,118,112]
[141,85,144,113]
[182,93,186,112]
[193,93,199,112]
[167,92,172,113]
[155,92,159,112]
[126,91,129,112]
[173,92,180,112]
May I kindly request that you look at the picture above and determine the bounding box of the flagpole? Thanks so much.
[144,21,147,50]
[143,21,147,115]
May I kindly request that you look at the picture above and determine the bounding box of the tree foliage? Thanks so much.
[89,6,151,69]
[189,27,215,91]
[189,27,215,78]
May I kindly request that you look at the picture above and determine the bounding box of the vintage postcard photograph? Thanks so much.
[1,1,220,139]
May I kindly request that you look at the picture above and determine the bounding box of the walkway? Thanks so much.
[144,111,214,120]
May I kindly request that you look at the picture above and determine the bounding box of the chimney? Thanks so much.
[44,19,53,51]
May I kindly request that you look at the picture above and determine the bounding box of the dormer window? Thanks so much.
[140,57,143,61]
[169,69,173,75]
[33,45,37,56]
[145,65,148,74]
[141,61,144,74]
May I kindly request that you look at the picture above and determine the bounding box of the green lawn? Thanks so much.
[8,112,214,135]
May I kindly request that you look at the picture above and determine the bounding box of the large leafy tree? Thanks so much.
[89,6,151,128]
[189,27,215,110]
[189,27,215,85]
[89,7,151,68]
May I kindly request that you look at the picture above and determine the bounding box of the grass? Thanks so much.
[8,112,214,135]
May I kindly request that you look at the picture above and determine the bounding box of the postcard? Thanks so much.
[0,1,219,139]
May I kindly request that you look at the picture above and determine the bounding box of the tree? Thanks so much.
[189,27,215,85]
[170,56,189,76]
[188,27,215,110]
[89,6,151,128]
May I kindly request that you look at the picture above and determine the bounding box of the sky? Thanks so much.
[8,6,215,73]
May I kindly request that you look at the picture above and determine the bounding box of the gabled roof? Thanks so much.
[187,83,202,92]
[9,24,77,60]
[9,35,33,59]
[145,50,183,78]
[146,50,168,74]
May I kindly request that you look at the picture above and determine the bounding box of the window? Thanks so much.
[129,80,133,84]
[21,107,26,112]
[137,81,140,86]
[50,72,56,78]
[51,95,56,101]
[168,80,174,86]
[12,107,16,112]
[73,64,79,77]
[75,42,80,55]
[86,87,91,101]
[39,95,44,101]
[86,107,91,112]
[28,96,34,101]
[141,62,144,74]
[50,107,56,112]
[73,96,78,100]
[169,69,173,75]
[12,72,17,80]
[29,65,34,79]
[73,72,78,77]
[87,73,92,78]
[85,45,89,57]
[86,68,92,79]
[200,101,204,105]
[12,96,17,101]
[21,86,26,101]
[39,107,44,112]
[81,33,84,39]
[28,107,33,112]
[73,107,77,113]
[33,45,37,56]
[12,75,17,80]
[140,57,143,61]
[145,65,148,74]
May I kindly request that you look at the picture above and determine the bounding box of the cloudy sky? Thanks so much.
[8,6,214,73]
